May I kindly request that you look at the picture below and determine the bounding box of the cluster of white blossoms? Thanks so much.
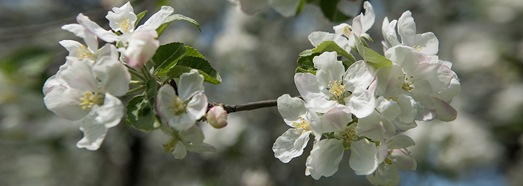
[273,2,460,185]
[43,2,224,156]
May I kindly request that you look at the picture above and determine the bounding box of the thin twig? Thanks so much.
[208,99,278,113]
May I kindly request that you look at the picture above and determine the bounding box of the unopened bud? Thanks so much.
[207,106,228,128]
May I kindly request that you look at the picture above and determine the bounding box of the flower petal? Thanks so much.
[92,56,131,96]
[186,92,208,122]
[76,112,109,150]
[277,94,306,122]
[178,69,205,101]
[139,6,174,30]
[294,73,322,102]
[313,107,352,133]
[58,58,97,92]
[344,60,374,92]
[376,96,401,120]
[43,82,89,120]
[172,142,188,159]
[415,32,439,55]
[314,51,345,88]
[77,13,118,43]
[94,93,124,128]
[366,164,400,186]
[346,89,375,118]
[106,2,136,33]
[272,129,311,163]
[386,135,415,149]
[349,139,379,175]
[124,29,159,68]
[305,139,344,180]
[397,11,416,46]
[356,111,395,141]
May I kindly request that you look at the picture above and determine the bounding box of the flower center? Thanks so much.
[402,75,414,91]
[413,45,422,52]
[76,45,95,61]
[172,97,187,115]
[338,126,358,142]
[79,91,104,110]
[118,18,132,33]
[343,25,352,37]
[328,80,347,101]
[163,135,180,153]
[292,116,311,131]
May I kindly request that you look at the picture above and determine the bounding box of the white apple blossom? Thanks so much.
[71,3,174,68]
[382,11,439,55]
[376,46,458,121]
[273,94,317,163]
[294,51,376,118]
[43,55,131,150]
[162,125,216,159]
[156,70,208,131]
[305,139,344,180]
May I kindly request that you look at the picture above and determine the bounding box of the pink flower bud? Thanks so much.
[207,106,228,128]
[124,29,159,68]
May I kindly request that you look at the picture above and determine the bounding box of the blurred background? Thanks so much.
[1,0,522,185]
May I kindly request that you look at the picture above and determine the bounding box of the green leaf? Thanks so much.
[152,42,186,73]
[167,56,222,84]
[298,41,356,69]
[295,53,317,74]
[164,14,201,31]
[356,39,392,68]
[135,10,148,27]
[126,94,157,132]
[319,0,351,22]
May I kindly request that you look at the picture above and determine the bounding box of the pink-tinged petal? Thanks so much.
[273,129,311,163]
[397,11,416,46]
[178,69,205,101]
[277,94,306,121]
[305,139,344,180]
[349,139,379,175]
[124,29,159,68]
[76,113,108,150]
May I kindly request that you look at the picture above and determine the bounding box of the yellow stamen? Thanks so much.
[338,126,358,142]
[76,45,94,61]
[402,75,414,91]
[79,91,104,110]
[328,80,347,100]
[292,116,311,131]
[171,97,187,115]
[118,18,131,33]
[343,25,352,37]
[413,45,422,52]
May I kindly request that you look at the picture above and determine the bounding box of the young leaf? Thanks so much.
[355,38,392,68]
[163,14,201,31]
[135,10,148,27]
[126,94,157,132]
[152,42,186,73]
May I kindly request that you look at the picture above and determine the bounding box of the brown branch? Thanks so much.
[208,99,278,113]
